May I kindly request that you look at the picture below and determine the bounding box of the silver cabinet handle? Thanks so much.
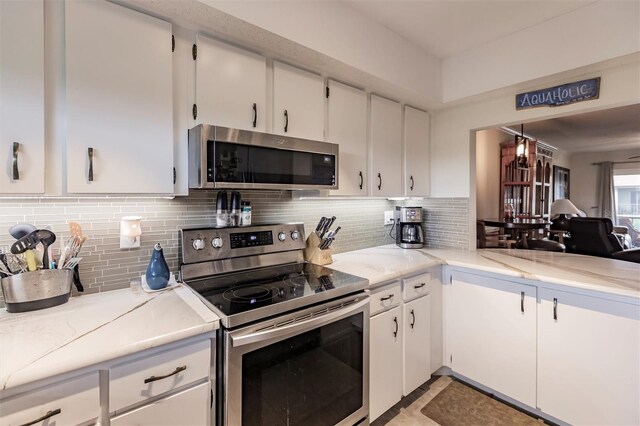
[252,103,257,128]
[380,294,394,301]
[18,409,61,426]
[553,298,558,321]
[283,109,289,133]
[410,309,415,329]
[144,365,186,384]
[521,291,525,313]
[87,147,94,182]
[393,316,398,337]
[12,142,20,180]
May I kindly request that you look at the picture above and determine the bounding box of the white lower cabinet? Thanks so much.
[448,270,536,408]
[370,305,403,421]
[111,381,210,426]
[537,288,640,426]
[0,372,99,426]
[403,294,431,396]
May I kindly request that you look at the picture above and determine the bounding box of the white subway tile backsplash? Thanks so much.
[0,191,468,306]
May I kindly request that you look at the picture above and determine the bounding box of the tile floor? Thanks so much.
[372,375,453,426]
[371,375,547,426]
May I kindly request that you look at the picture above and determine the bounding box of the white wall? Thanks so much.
[432,56,640,199]
[570,148,640,216]
[554,149,571,169]
[442,1,640,102]
[475,128,509,220]
[201,0,441,105]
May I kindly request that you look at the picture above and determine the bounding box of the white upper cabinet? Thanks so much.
[65,0,174,194]
[272,61,324,140]
[370,95,402,196]
[195,35,266,132]
[403,106,430,197]
[0,0,44,194]
[327,80,368,196]
[538,288,640,426]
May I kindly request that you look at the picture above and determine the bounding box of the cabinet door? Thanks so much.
[65,0,174,194]
[111,382,210,426]
[449,271,536,407]
[0,0,44,194]
[0,373,99,426]
[327,80,367,196]
[403,294,431,396]
[370,95,402,196]
[370,306,403,421]
[538,288,640,425]
[195,35,266,132]
[273,61,324,140]
[403,106,429,196]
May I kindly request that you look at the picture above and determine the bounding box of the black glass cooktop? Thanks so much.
[185,262,368,328]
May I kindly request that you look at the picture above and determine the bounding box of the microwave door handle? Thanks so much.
[230,297,369,348]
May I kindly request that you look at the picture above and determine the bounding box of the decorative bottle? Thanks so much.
[145,243,170,290]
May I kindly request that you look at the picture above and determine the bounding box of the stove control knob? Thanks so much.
[290,230,300,240]
[278,232,286,242]
[192,238,205,251]
[211,237,224,249]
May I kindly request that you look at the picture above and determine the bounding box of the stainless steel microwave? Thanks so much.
[188,125,339,190]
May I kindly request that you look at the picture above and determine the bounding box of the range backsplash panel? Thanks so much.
[0,191,468,305]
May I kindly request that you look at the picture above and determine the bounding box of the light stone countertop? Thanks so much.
[0,282,219,392]
[330,245,640,299]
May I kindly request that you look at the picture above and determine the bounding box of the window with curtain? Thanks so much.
[613,165,640,229]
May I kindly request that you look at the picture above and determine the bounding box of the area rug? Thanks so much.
[420,380,543,426]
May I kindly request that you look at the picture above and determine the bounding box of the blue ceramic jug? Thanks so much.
[145,243,170,290]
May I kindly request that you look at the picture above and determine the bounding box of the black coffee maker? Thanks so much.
[395,206,424,249]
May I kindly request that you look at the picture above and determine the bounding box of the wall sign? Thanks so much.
[516,77,600,110]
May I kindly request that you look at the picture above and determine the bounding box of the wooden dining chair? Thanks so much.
[477,220,516,249]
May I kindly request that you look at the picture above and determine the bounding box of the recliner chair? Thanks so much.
[565,217,640,263]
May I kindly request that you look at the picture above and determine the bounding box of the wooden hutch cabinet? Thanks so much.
[500,140,556,219]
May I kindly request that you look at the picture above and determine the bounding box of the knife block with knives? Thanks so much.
[303,232,333,266]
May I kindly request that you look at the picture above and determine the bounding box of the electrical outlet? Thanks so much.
[384,210,395,225]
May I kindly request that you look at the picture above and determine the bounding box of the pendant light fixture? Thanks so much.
[515,124,530,170]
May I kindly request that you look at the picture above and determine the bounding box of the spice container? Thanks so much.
[240,201,252,226]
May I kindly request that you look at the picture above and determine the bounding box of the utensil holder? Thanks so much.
[1,269,74,313]
[303,233,333,266]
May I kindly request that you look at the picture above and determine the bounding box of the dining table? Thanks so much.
[481,218,549,248]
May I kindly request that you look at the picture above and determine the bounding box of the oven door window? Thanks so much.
[242,313,364,425]
[208,141,336,186]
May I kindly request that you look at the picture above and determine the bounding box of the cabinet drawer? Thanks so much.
[403,272,431,301]
[110,339,211,412]
[0,372,99,426]
[369,281,402,316]
[111,382,210,425]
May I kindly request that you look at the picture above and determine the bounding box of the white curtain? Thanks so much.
[598,161,617,224]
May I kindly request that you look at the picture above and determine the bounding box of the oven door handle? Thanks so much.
[230,296,369,348]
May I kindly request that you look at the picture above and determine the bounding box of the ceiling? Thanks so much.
[506,104,640,153]
[344,0,594,59]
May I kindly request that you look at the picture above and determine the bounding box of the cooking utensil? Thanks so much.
[10,230,42,254]
[315,217,327,235]
[320,216,336,239]
[63,257,82,270]
[69,221,83,238]
[8,223,37,240]
[25,250,37,272]
[37,229,56,269]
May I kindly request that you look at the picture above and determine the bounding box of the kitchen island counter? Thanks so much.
[0,283,219,392]
[330,245,640,299]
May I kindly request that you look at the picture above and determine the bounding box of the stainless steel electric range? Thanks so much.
[179,223,370,426]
